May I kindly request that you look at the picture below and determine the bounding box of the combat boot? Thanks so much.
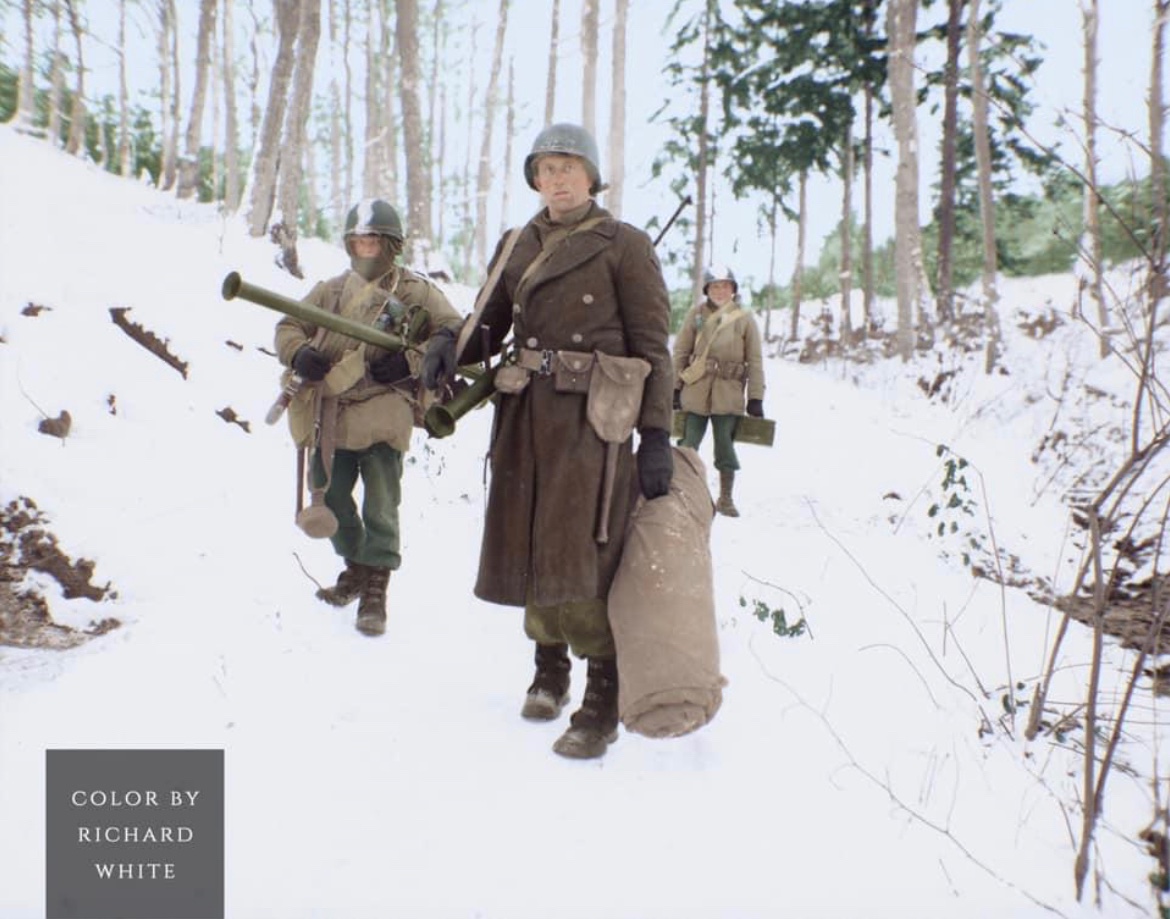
[552,656,619,759]
[316,559,370,607]
[520,642,571,721]
[354,566,390,637]
[716,469,740,517]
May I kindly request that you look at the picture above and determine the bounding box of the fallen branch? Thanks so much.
[109,307,188,378]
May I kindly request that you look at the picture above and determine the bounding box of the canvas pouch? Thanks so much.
[586,351,651,444]
[554,350,595,394]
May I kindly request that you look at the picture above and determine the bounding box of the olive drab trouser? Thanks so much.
[679,412,741,472]
[311,442,404,570]
[524,597,616,660]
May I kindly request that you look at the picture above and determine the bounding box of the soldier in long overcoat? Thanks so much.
[672,264,766,516]
[424,123,674,759]
[276,199,462,636]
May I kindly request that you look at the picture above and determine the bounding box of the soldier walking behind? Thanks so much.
[672,265,766,517]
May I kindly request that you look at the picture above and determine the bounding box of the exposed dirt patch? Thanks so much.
[0,497,120,650]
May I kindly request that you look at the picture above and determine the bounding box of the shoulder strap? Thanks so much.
[454,226,524,363]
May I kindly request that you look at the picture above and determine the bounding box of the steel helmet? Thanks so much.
[523,123,604,195]
[344,198,405,242]
[703,264,738,295]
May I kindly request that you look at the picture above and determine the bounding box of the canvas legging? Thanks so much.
[678,413,740,472]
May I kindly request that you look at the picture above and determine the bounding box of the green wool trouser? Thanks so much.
[311,442,403,570]
[679,412,740,472]
[524,598,616,659]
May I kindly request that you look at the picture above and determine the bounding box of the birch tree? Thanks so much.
[1079,0,1109,358]
[274,0,322,277]
[500,58,515,233]
[324,0,343,227]
[177,0,218,199]
[474,0,509,270]
[581,0,598,136]
[8,0,37,133]
[246,0,298,237]
[48,4,64,143]
[62,0,88,157]
[690,0,714,310]
[158,0,181,190]
[887,0,925,360]
[544,0,560,125]
[968,0,1003,372]
[935,0,963,325]
[397,0,432,256]
[223,0,242,212]
[116,0,132,174]
[606,0,629,219]
[1151,1,1168,292]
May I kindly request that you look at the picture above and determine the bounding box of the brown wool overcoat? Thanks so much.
[460,203,674,609]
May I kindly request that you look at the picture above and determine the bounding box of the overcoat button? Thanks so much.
[526,337,538,348]
[583,294,594,304]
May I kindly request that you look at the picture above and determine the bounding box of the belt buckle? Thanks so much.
[539,349,555,376]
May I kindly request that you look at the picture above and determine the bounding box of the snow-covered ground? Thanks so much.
[1,125,1165,918]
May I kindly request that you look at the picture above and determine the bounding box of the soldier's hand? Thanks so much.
[747,398,764,418]
[421,326,458,391]
[673,389,682,412]
[292,345,331,382]
[636,427,673,500]
[369,350,411,384]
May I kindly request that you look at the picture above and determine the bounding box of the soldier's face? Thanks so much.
[534,155,592,219]
[349,234,382,258]
[708,280,736,305]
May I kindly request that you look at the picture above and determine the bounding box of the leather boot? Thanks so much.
[552,657,619,759]
[316,559,370,607]
[355,566,390,636]
[716,469,740,517]
[520,642,571,721]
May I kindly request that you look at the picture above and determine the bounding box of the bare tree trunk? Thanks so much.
[461,20,478,279]
[246,0,262,139]
[324,0,343,227]
[500,58,515,233]
[862,0,876,335]
[379,4,399,202]
[223,0,242,211]
[63,0,87,157]
[1151,2,1169,294]
[211,11,222,202]
[247,0,298,237]
[162,0,182,190]
[9,0,37,132]
[117,0,132,174]
[936,0,963,324]
[606,0,629,219]
[177,0,217,198]
[49,5,64,144]
[474,0,509,271]
[968,0,1002,372]
[689,2,713,310]
[544,0,560,126]
[765,192,777,342]
[580,0,599,136]
[434,7,448,245]
[888,0,923,361]
[398,0,431,258]
[363,2,380,197]
[274,0,322,277]
[789,169,807,342]
[428,0,444,244]
[1079,0,1110,357]
[342,0,355,207]
[839,116,855,339]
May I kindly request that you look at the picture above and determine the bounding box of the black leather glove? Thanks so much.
[420,326,458,391]
[292,344,331,382]
[636,427,673,500]
[369,350,411,384]
[747,398,764,418]
[673,389,682,411]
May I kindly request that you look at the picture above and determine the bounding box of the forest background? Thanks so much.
[1,0,1166,353]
